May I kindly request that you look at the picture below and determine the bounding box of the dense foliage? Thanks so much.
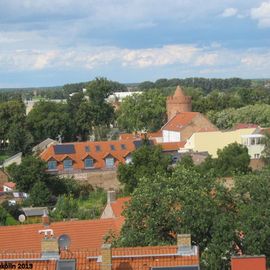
[117,142,171,194]
[117,89,166,132]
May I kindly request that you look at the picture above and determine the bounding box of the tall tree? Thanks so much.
[117,89,166,132]
[117,142,171,194]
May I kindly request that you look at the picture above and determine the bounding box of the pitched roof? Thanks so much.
[111,197,130,218]
[159,141,186,151]
[162,112,199,132]
[40,139,137,170]
[234,123,259,130]
[3,182,16,189]
[22,207,48,217]
[0,218,123,252]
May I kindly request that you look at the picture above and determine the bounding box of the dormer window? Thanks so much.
[63,158,73,170]
[84,157,94,168]
[48,160,57,170]
[105,157,114,168]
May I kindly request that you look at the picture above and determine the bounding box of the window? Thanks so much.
[95,145,101,152]
[254,153,260,159]
[48,160,57,170]
[84,157,94,168]
[110,145,115,151]
[105,157,114,168]
[85,146,90,152]
[63,158,73,169]
[121,144,126,150]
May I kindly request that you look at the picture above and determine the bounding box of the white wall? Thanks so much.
[163,130,181,142]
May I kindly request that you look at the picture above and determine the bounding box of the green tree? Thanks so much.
[233,169,270,260]
[51,195,79,220]
[117,142,171,194]
[117,165,237,269]
[7,156,48,192]
[0,206,8,226]
[117,89,166,132]
[29,181,51,206]
[261,132,270,165]
[215,143,250,177]
[26,101,74,143]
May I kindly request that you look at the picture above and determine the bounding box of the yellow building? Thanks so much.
[184,128,257,158]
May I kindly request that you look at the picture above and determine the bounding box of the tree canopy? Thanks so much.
[117,142,171,194]
[117,89,166,132]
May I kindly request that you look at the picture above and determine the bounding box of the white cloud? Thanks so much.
[221,8,238,17]
[251,1,270,28]
[195,53,218,66]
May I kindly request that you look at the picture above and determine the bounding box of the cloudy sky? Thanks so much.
[0,0,270,87]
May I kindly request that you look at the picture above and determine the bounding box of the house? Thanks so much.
[0,226,200,270]
[32,138,57,154]
[184,127,258,158]
[100,190,130,219]
[40,139,139,173]
[162,112,218,143]
[2,182,16,192]
[21,207,49,223]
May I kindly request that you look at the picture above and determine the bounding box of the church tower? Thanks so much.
[166,85,192,120]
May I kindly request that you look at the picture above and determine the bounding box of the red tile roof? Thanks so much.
[159,141,186,151]
[3,182,16,189]
[0,218,124,252]
[111,197,130,218]
[40,139,137,171]
[234,123,259,130]
[162,112,199,132]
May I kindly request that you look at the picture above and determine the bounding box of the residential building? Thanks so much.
[2,182,16,192]
[184,128,258,158]
[241,133,265,159]
[162,112,218,143]
[40,139,138,173]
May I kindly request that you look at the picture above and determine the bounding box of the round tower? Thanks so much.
[166,85,192,120]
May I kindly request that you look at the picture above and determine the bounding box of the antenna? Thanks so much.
[18,214,26,223]
[58,234,71,250]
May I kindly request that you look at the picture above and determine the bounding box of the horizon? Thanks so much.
[0,1,270,87]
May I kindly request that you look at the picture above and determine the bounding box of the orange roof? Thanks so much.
[234,123,259,130]
[111,197,130,218]
[159,141,186,151]
[0,218,124,252]
[3,182,16,189]
[40,139,137,171]
[162,112,199,131]
[119,131,162,140]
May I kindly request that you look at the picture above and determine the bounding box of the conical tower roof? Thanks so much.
[173,85,186,99]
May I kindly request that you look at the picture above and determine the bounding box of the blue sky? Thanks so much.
[0,0,270,87]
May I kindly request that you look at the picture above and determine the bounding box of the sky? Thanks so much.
[0,0,270,87]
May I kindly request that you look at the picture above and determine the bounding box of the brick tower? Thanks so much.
[166,85,192,120]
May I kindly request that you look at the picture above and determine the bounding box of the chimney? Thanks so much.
[42,210,50,226]
[39,229,59,259]
[107,190,116,204]
[177,234,191,250]
[101,243,112,270]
